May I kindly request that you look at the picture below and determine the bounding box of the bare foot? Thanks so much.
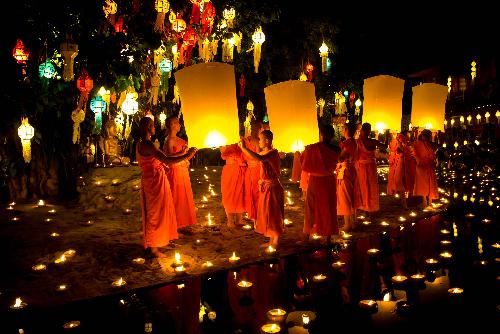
[150,248,168,258]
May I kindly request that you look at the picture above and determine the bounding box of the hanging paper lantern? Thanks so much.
[189,0,202,24]
[90,95,106,134]
[252,27,265,73]
[76,69,94,110]
[223,7,236,28]
[60,40,78,82]
[447,76,452,93]
[471,60,477,80]
[159,58,172,74]
[38,59,56,79]
[319,42,329,73]
[122,95,139,116]
[355,98,362,113]
[154,0,170,32]
[172,16,187,35]
[98,86,111,112]
[182,26,198,66]
[222,36,235,63]
[18,117,35,163]
[12,39,30,64]
[103,0,117,17]
[71,108,86,144]
[305,63,314,82]
[201,1,216,36]
[114,16,124,33]
[317,98,325,117]
[299,72,307,81]
[159,112,167,129]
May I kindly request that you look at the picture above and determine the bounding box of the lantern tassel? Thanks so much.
[150,72,160,106]
[154,12,166,32]
[253,44,261,73]
[22,141,31,163]
[321,56,327,73]
[124,116,132,139]
[71,107,86,144]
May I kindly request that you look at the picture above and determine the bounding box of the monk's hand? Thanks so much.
[238,139,246,149]
[187,147,198,159]
[182,145,189,154]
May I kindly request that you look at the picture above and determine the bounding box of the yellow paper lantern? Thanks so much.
[317,98,325,117]
[299,72,307,81]
[471,60,476,80]
[411,83,448,131]
[103,0,117,18]
[174,62,240,148]
[363,75,405,132]
[319,42,329,73]
[264,80,318,152]
[252,27,265,74]
[18,117,35,163]
[159,112,167,129]
[223,8,236,28]
[154,0,170,32]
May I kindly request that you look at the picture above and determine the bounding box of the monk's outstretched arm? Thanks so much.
[140,141,196,165]
[239,141,264,161]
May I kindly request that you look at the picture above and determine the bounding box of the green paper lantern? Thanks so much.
[159,58,172,74]
[90,95,107,114]
[38,59,56,79]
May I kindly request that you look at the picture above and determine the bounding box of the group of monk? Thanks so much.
[136,114,439,258]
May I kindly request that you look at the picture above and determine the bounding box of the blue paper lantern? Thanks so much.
[38,59,56,79]
[159,58,172,74]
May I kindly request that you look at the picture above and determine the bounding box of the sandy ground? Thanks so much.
[0,165,445,309]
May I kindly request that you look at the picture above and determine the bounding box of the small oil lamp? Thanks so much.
[175,265,186,274]
[409,211,417,217]
[380,221,389,226]
[123,208,132,215]
[362,220,371,225]
[50,232,60,238]
[11,217,20,222]
[266,245,276,254]
[312,234,321,240]
[367,248,379,256]
[37,199,46,207]
[229,252,240,263]
[266,308,286,322]
[237,280,253,291]
[313,274,327,282]
[112,277,126,287]
[63,321,80,329]
[64,249,76,257]
[411,274,426,283]
[54,254,67,264]
[398,216,406,222]
[203,261,213,267]
[440,251,452,259]
[261,323,280,333]
[32,264,46,271]
[358,300,378,313]
[48,209,56,215]
[6,205,14,210]
[56,284,69,291]
[132,257,145,265]
[10,297,27,309]
[284,219,293,226]
[332,260,346,269]
[448,287,463,295]
[392,275,408,284]
[242,224,252,230]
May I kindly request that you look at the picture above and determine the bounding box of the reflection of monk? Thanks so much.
[104,120,130,165]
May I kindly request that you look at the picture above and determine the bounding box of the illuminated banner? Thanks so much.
[174,62,240,148]
[411,83,448,131]
[363,75,405,132]
[264,80,318,152]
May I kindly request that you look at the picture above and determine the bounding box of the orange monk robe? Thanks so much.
[290,151,302,183]
[387,138,398,194]
[301,142,339,236]
[256,149,284,238]
[221,143,247,213]
[137,149,178,248]
[164,137,197,228]
[355,139,379,212]
[413,140,438,200]
[388,135,406,194]
[243,137,260,220]
[403,138,416,196]
[299,170,309,192]
[337,138,361,216]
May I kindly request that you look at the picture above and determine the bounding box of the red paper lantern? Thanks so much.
[182,26,198,66]
[305,63,314,82]
[190,0,202,24]
[201,1,216,36]
[114,16,124,33]
[12,39,30,64]
[76,69,94,110]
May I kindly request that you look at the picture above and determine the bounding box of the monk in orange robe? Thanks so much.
[291,151,302,183]
[413,129,438,209]
[243,121,262,222]
[337,123,361,232]
[402,130,416,197]
[220,143,247,228]
[388,133,408,209]
[163,116,197,229]
[301,124,340,242]
[239,130,284,248]
[136,117,197,258]
[355,123,382,215]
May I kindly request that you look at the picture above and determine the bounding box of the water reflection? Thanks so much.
[2,213,498,333]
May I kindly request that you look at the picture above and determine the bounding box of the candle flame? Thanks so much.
[203,196,208,202]
[175,252,181,264]
[175,265,185,272]
[14,298,22,307]
[38,200,45,206]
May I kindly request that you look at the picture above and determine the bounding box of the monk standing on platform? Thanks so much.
[239,130,284,248]
[356,123,382,216]
[136,117,197,258]
[243,121,262,223]
[163,116,197,230]
[402,130,416,197]
[337,123,360,232]
[413,129,438,209]
[220,142,247,228]
[387,133,408,209]
[301,124,340,243]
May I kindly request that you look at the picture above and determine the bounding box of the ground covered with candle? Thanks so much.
[0,165,446,309]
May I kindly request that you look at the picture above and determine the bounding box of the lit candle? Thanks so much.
[37,199,45,207]
[425,258,438,265]
[332,260,346,269]
[398,216,406,222]
[284,218,293,226]
[441,240,452,245]
[9,201,16,206]
[133,184,140,190]
[266,245,276,254]
[64,249,76,257]
[237,280,253,291]
[266,308,287,322]
[95,180,102,186]
[175,265,186,273]
[380,192,386,196]
[202,196,208,202]
[50,232,60,238]
[123,208,132,215]
[302,313,310,325]
[174,252,182,266]
[11,217,20,222]
[45,218,53,223]
[367,248,379,255]
[203,261,213,267]
[448,287,463,294]
[357,215,366,220]
[411,274,425,283]
[48,209,56,215]
[56,284,68,291]
[391,275,408,284]
[54,254,66,264]
[492,243,500,249]
[32,264,46,271]
[440,251,452,259]
[190,168,195,172]
[229,252,240,263]
[104,195,115,202]
[341,231,352,239]
[261,323,280,333]
[6,205,14,210]
[242,224,252,230]
[112,277,126,287]
[440,229,450,235]
[313,274,327,282]
[112,179,120,185]
[465,213,475,218]
[362,220,371,225]
[81,220,93,226]
[359,300,377,310]
[409,211,417,217]
[380,221,389,226]
[10,297,27,309]
[63,321,80,329]
[312,234,321,240]
[132,257,145,265]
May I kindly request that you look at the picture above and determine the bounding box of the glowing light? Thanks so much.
[204,130,227,148]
